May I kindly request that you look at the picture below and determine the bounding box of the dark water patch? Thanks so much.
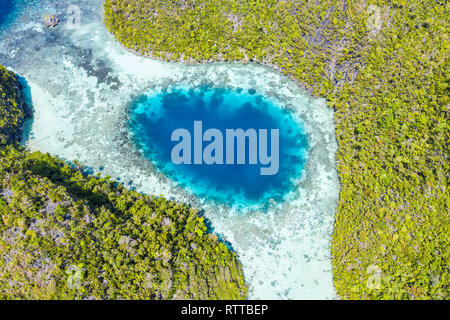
[0,0,14,26]
[129,86,308,209]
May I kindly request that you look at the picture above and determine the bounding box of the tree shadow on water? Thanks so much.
[17,75,34,145]
[197,208,237,254]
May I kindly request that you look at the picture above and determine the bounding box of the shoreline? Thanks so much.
[104,28,317,98]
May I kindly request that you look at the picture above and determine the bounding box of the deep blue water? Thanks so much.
[130,86,308,208]
[0,0,14,26]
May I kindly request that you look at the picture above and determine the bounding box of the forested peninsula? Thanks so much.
[0,65,247,299]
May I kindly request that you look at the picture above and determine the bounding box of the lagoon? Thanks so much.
[0,0,340,299]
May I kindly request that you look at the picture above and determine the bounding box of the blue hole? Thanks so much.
[129,86,309,208]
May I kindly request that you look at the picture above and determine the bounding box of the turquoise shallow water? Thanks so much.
[130,86,308,209]
[0,0,340,299]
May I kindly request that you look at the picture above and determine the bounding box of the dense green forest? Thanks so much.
[104,0,449,299]
[0,65,247,299]
[0,67,26,146]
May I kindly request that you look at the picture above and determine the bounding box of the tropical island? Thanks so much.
[0,0,448,300]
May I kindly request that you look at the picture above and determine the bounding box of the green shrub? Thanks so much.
[0,65,27,146]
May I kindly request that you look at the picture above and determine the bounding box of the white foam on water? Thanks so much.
[0,0,340,299]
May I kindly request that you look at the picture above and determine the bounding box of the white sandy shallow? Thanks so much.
[0,0,340,299]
